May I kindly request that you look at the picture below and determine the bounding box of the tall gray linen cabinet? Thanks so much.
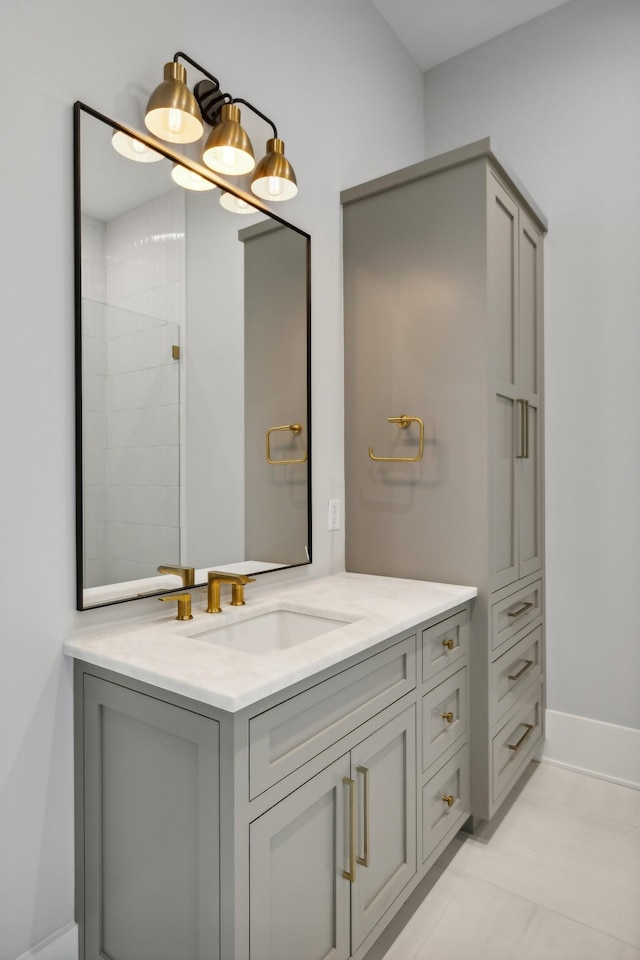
[342,139,547,821]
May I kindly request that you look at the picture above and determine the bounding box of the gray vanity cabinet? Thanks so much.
[342,139,547,823]
[74,603,471,959]
[249,705,416,960]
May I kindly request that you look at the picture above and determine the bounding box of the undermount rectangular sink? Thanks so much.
[187,608,352,655]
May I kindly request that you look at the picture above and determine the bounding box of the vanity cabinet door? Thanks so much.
[349,705,417,954]
[82,676,220,960]
[249,755,352,960]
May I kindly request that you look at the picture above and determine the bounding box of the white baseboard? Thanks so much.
[14,923,78,960]
[540,709,640,790]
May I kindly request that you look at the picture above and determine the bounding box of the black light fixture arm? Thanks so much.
[232,97,278,140]
[173,51,221,92]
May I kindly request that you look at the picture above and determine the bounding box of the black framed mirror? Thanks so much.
[74,103,311,609]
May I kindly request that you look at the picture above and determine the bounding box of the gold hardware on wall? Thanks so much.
[441,712,454,724]
[172,345,180,360]
[266,423,308,465]
[507,601,534,619]
[157,563,195,586]
[159,593,193,620]
[342,777,357,883]
[368,415,424,462]
[507,723,535,752]
[441,794,455,808]
[356,766,370,868]
[442,637,455,650]
[508,660,534,682]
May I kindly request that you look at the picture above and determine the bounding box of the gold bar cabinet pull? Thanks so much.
[516,399,530,459]
[342,777,357,883]
[356,765,370,868]
[508,660,534,683]
[368,415,424,462]
[507,723,535,752]
[265,423,308,465]
[508,601,534,619]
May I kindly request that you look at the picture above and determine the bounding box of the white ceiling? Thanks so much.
[371,0,572,71]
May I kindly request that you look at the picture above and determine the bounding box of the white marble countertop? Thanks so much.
[65,573,476,712]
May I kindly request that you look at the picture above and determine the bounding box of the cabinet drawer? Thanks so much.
[422,666,467,772]
[249,635,416,798]
[492,679,543,804]
[421,609,469,684]
[422,744,469,863]
[492,579,543,655]
[490,625,543,727]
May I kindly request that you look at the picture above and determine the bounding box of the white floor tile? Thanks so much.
[513,904,638,960]
[521,762,640,829]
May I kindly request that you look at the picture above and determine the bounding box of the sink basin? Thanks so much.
[187,608,351,655]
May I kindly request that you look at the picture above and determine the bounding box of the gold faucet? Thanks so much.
[159,593,193,621]
[206,571,256,614]
[157,564,195,587]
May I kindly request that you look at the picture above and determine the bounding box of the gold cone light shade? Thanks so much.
[220,192,256,214]
[171,163,217,191]
[202,103,255,176]
[145,62,204,144]
[251,138,298,201]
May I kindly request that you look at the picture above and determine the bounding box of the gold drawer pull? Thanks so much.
[508,601,534,619]
[508,659,534,683]
[342,777,356,883]
[507,722,534,752]
[441,711,454,724]
[356,765,370,868]
[442,638,455,650]
[441,794,455,808]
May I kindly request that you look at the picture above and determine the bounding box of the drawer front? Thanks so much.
[421,609,469,684]
[422,743,469,863]
[492,579,543,655]
[492,679,544,804]
[422,666,467,772]
[249,635,416,798]
[491,625,543,727]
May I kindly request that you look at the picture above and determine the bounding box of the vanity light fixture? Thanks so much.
[141,52,298,207]
[111,129,163,162]
[170,163,217,191]
[145,61,204,143]
[251,137,298,201]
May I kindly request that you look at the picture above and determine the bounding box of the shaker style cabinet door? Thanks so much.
[349,706,417,954]
[82,676,220,960]
[249,755,352,960]
[488,177,543,591]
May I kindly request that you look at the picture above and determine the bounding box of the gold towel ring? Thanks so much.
[369,415,424,462]
[266,423,308,465]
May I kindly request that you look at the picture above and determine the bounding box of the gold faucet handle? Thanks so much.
[157,564,195,587]
[159,593,193,621]
[230,577,256,607]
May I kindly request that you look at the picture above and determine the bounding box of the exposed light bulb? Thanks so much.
[167,108,183,134]
[267,177,283,198]
[221,146,236,169]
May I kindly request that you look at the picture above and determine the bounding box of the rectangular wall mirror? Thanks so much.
[74,103,311,609]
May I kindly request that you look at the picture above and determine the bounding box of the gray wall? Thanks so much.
[0,2,425,957]
[421,0,640,730]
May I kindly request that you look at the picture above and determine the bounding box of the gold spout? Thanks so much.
[157,564,195,587]
[206,571,256,613]
[159,593,193,621]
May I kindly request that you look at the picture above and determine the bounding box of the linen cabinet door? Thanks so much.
[82,676,220,960]
[517,213,544,579]
[249,755,351,960]
[488,175,520,592]
[349,706,417,954]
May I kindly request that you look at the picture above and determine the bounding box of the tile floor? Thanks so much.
[365,762,640,960]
